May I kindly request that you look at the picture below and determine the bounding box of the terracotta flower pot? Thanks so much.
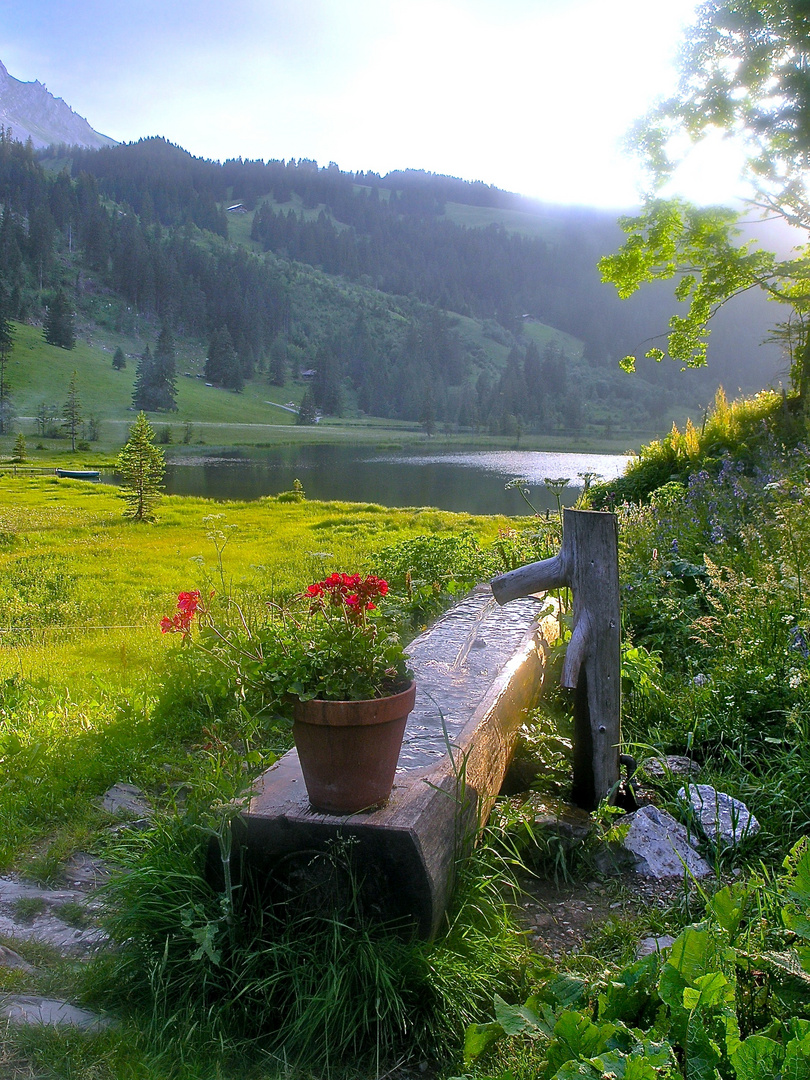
[292,681,416,815]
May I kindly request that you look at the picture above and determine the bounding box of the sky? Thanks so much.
[0,0,750,209]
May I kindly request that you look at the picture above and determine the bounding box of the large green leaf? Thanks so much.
[707,883,748,937]
[685,1010,722,1080]
[462,1021,503,1065]
[731,1035,784,1080]
[598,953,660,1023]
[547,1011,614,1075]
[493,993,543,1036]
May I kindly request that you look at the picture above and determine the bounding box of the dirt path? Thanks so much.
[517,872,687,959]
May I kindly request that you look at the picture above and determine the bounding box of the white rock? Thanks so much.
[677,784,759,846]
[620,805,713,879]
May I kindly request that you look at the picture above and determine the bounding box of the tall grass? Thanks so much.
[90,775,530,1074]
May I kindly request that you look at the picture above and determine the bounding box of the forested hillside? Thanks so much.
[0,132,783,436]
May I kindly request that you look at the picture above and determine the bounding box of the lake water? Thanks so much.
[144,445,631,516]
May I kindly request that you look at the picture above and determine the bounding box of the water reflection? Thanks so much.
[111,445,632,516]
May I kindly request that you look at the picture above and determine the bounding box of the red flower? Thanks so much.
[177,590,201,615]
[160,590,204,636]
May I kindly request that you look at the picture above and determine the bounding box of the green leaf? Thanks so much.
[682,972,731,1011]
[547,1012,614,1075]
[462,1021,503,1065]
[731,1035,784,1080]
[493,993,543,1036]
[619,354,637,373]
[667,926,714,986]
[685,1010,722,1080]
[548,974,588,1009]
[707,883,747,937]
[598,953,660,1022]
[783,1026,810,1080]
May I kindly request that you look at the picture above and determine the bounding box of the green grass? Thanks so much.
[5,322,302,442]
[0,475,517,869]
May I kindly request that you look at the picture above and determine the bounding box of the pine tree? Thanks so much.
[44,289,75,350]
[152,325,178,410]
[62,370,83,451]
[0,286,15,435]
[268,333,287,386]
[205,326,243,390]
[11,433,26,463]
[112,347,126,370]
[132,346,157,410]
[296,388,317,425]
[117,412,165,520]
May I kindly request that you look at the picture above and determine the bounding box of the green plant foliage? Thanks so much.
[462,857,810,1079]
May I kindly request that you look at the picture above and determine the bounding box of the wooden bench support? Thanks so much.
[235,588,559,938]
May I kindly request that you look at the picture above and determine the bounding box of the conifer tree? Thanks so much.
[132,346,157,411]
[296,388,317,425]
[62,370,82,451]
[268,333,287,386]
[117,412,165,520]
[0,286,15,435]
[112,347,126,370]
[205,326,243,390]
[44,289,75,350]
[153,325,178,410]
[11,433,26,463]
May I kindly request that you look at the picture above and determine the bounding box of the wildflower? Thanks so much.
[790,626,809,659]
[160,590,205,637]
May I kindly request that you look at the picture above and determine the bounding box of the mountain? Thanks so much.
[0,60,116,150]
[0,127,786,441]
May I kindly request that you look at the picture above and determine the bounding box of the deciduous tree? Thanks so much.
[600,0,810,426]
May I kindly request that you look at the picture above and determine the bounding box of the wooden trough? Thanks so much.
[234,587,559,938]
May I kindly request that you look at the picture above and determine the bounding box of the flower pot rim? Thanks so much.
[293,679,416,727]
[297,678,415,708]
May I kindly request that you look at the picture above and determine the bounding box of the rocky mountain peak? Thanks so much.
[0,59,116,150]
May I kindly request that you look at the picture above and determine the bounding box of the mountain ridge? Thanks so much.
[0,59,116,150]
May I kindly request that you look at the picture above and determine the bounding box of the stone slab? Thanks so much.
[0,995,113,1030]
[677,783,760,846]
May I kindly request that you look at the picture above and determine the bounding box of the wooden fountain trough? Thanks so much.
[234,586,559,938]
[232,508,621,938]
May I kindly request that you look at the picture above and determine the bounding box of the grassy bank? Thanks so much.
[0,475,521,867]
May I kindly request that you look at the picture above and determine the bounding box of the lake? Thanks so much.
[141,445,632,516]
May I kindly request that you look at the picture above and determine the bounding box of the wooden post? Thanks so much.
[490,508,621,809]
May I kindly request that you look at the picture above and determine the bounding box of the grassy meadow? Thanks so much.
[4,389,810,1079]
[0,474,516,868]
